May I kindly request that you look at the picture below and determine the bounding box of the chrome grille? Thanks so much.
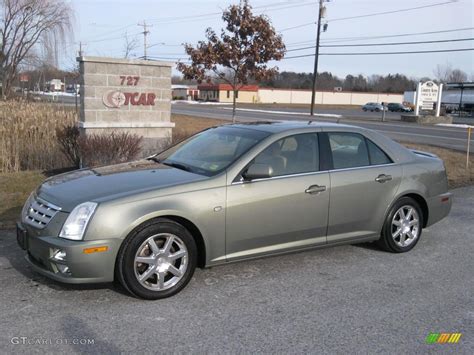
[25,198,61,229]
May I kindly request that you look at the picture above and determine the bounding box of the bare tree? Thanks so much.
[177,0,285,121]
[434,63,468,83]
[448,69,468,83]
[0,0,73,98]
[123,31,139,59]
[434,63,452,83]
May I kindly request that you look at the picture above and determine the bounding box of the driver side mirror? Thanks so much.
[242,163,273,181]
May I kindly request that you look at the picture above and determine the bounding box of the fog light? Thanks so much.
[52,249,67,262]
[56,264,70,275]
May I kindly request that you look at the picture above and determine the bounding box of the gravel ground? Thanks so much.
[0,187,473,354]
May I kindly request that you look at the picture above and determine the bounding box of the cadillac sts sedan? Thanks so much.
[17,121,452,299]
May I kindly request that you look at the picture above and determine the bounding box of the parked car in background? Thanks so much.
[17,122,452,299]
[362,102,386,112]
[387,103,412,112]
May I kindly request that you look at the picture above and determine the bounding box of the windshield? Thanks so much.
[154,126,270,176]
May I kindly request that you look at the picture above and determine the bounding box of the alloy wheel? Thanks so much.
[391,205,420,248]
[134,233,188,291]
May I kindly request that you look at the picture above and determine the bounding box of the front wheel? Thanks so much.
[377,197,423,253]
[116,219,197,299]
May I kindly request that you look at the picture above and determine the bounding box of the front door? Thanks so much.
[225,133,330,261]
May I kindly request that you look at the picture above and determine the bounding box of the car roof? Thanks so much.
[226,120,356,133]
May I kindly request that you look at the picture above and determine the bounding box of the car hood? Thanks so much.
[36,160,207,211]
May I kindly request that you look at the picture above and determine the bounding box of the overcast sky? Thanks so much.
[65,0,474,79]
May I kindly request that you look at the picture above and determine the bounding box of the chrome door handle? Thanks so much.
[375,174,392,183]
[305,185,326,194]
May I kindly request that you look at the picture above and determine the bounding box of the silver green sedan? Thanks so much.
[17,121,452,299]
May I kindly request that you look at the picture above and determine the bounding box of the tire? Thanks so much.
[377,197,423,253]
[116,218,197,299]
[375,108,380,112]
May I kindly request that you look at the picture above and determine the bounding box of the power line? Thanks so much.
[321,27,474,43]
[286,37,474,51]
[283,47,474,59]
[285,27,474,47]
[329,0,458,22]
[145,1,318,25]
[83,32,141,44]
[280,0,459,32]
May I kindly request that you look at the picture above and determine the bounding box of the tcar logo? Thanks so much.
[103,91,126,108]
[102,91,156,108]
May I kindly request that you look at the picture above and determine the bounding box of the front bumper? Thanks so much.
[17,222,122,284]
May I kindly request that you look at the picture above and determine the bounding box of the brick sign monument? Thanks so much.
[78,56,174,154]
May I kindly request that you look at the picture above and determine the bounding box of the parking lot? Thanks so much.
[0,186,473,354]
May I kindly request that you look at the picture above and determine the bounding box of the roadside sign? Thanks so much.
[421,101,434,110]
[419,81,439,102]
[415,81,443,117]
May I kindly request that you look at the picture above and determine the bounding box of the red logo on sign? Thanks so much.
[102,76,157,108]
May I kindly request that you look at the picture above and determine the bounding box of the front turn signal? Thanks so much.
[83,246,108,254]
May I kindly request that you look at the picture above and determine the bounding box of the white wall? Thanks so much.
[258,88,404,105]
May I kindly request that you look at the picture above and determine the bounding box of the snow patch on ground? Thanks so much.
[171,100,232,106]
[436,123,474,129]
[222,107,343,118]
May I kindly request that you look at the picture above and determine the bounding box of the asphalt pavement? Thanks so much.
[0,186,473,354]
[172,103,474,152]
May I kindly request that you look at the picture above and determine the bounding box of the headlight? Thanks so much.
[21,193,35,223]
[59,202,97,241]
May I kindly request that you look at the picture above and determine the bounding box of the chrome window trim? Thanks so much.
[231,169,329,185]
[231,163,397,185]
[328,162,396,173]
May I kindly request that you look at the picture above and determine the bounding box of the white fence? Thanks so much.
[258,88,404,105]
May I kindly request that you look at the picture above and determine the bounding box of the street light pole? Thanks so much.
[310,0,325,116]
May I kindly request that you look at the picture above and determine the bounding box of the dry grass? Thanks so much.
[400,142,473,189]
[171,114,229,140]
[0,170,45,229]
[0,100,76,172]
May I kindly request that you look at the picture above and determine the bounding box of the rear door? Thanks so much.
[323,131,402,243]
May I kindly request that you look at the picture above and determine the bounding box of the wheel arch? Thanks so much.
[159,215,207,268]
[401,193,429,228]
[117,215,207,271]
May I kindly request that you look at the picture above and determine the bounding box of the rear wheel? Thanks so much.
[377,197,423,253]
[116,219,197,299]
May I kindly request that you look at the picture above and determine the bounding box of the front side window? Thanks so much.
[156,127,270,176]
[328,133,370,169]
[252,133,319,177]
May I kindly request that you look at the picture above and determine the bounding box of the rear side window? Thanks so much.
[367,139,393,165]
[328,133,369,169]
[327,133,393,169]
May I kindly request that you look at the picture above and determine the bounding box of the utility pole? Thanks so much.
[78,41,83,57]
[138,21,152,60]
[310,0,327,116]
